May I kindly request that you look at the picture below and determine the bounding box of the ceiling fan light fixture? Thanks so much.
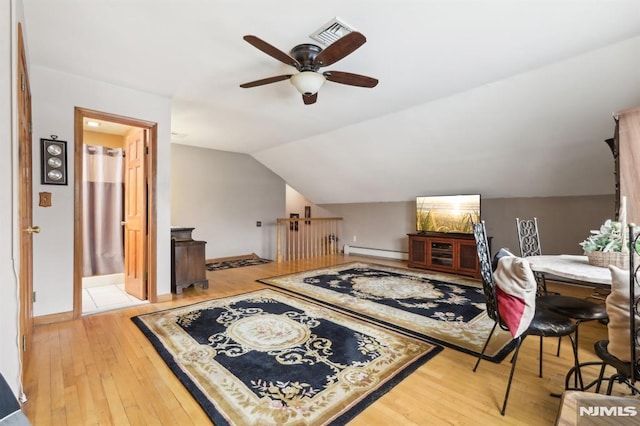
[290,71,326,95]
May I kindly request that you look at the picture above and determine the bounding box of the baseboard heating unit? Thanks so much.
[343,245,408,261]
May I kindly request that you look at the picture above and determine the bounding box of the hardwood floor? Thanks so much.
[22,255,623,425]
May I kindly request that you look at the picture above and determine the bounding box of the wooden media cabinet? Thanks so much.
[407,232,481,278]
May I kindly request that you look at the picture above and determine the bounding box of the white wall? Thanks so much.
[319,201,415,252]
[2,0,25,398]
[320,194,614,257]
[30,66,172,316]
[285,184,333,219]
[481,195,614,255]
[170,144,285,260]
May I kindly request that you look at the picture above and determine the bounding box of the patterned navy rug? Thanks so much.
[259,262,515,362]
[206,256,272,271]
[132,289,442,425]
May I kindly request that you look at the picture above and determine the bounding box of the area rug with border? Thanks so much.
[132,288,442,426]
[258,262,514,362]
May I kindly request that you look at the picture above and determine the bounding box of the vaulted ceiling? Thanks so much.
[22,0,640,203]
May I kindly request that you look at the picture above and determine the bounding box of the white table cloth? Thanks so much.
[525,254,612,287]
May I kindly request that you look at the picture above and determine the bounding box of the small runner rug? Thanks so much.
[132,289,442,425]
[206,256,272,271]
[258,262,514,362]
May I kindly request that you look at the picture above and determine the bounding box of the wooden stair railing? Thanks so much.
[276,217,343,262]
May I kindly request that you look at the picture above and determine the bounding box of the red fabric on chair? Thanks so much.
[495,287,526,337]
[493,253,538,338]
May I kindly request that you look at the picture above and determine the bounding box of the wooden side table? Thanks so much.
[171,227,209,294]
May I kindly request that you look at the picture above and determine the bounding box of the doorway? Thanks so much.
[81,124,146,314]
[73,108,158,318]
[17,22,34,376]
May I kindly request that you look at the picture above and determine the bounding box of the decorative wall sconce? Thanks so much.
[41,136,67,185]
[39,192,52,207]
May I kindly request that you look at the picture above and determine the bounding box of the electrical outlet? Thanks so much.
[256,221,262,227]
[353,235,357,242]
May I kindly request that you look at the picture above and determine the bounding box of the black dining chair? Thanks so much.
[516,217,608,387]
[515,218,608,315]
[472,221,579,415]
[516,217,546,293]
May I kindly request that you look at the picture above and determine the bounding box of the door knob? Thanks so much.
[25,225,40,234]
[121,221,128,226]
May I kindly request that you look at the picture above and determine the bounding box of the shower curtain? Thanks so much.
[82,145,125,277]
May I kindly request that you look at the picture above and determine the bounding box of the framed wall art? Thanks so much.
[290,213,299,232]
[305,205,311,225]
[41,137,68,185]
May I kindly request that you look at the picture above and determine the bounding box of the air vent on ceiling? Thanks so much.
[309,17,355,46]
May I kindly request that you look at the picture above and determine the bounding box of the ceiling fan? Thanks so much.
[239,31,378,105]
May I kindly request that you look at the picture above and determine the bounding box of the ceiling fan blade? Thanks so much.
[314,32,367,67]
[240,74,293,88]
[323,71,378,88]
[243,35,301,69]
[302,93,317,105]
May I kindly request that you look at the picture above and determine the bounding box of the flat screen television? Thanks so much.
[416,194,480,234]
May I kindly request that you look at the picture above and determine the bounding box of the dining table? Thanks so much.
[525,254,612,288]
[527,254,612,392]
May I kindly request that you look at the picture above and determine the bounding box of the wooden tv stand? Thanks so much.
[407,232,481,278]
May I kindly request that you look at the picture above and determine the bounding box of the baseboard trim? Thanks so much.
[343,245,408,260]
[156,293,173,303]
[34,311,74,326]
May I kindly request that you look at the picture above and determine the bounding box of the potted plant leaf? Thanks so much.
[579,219,640,268]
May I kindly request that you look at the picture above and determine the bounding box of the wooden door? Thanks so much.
[407,235,427,267]
[457,240,480,277]
[123,129,147,299]
[17,23,34,368]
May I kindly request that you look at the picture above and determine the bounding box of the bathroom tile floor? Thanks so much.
[82,284,148,315]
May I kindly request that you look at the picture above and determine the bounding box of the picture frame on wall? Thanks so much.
[290,213,299,232]
[304,205,311,225]
[41,138,68,185]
